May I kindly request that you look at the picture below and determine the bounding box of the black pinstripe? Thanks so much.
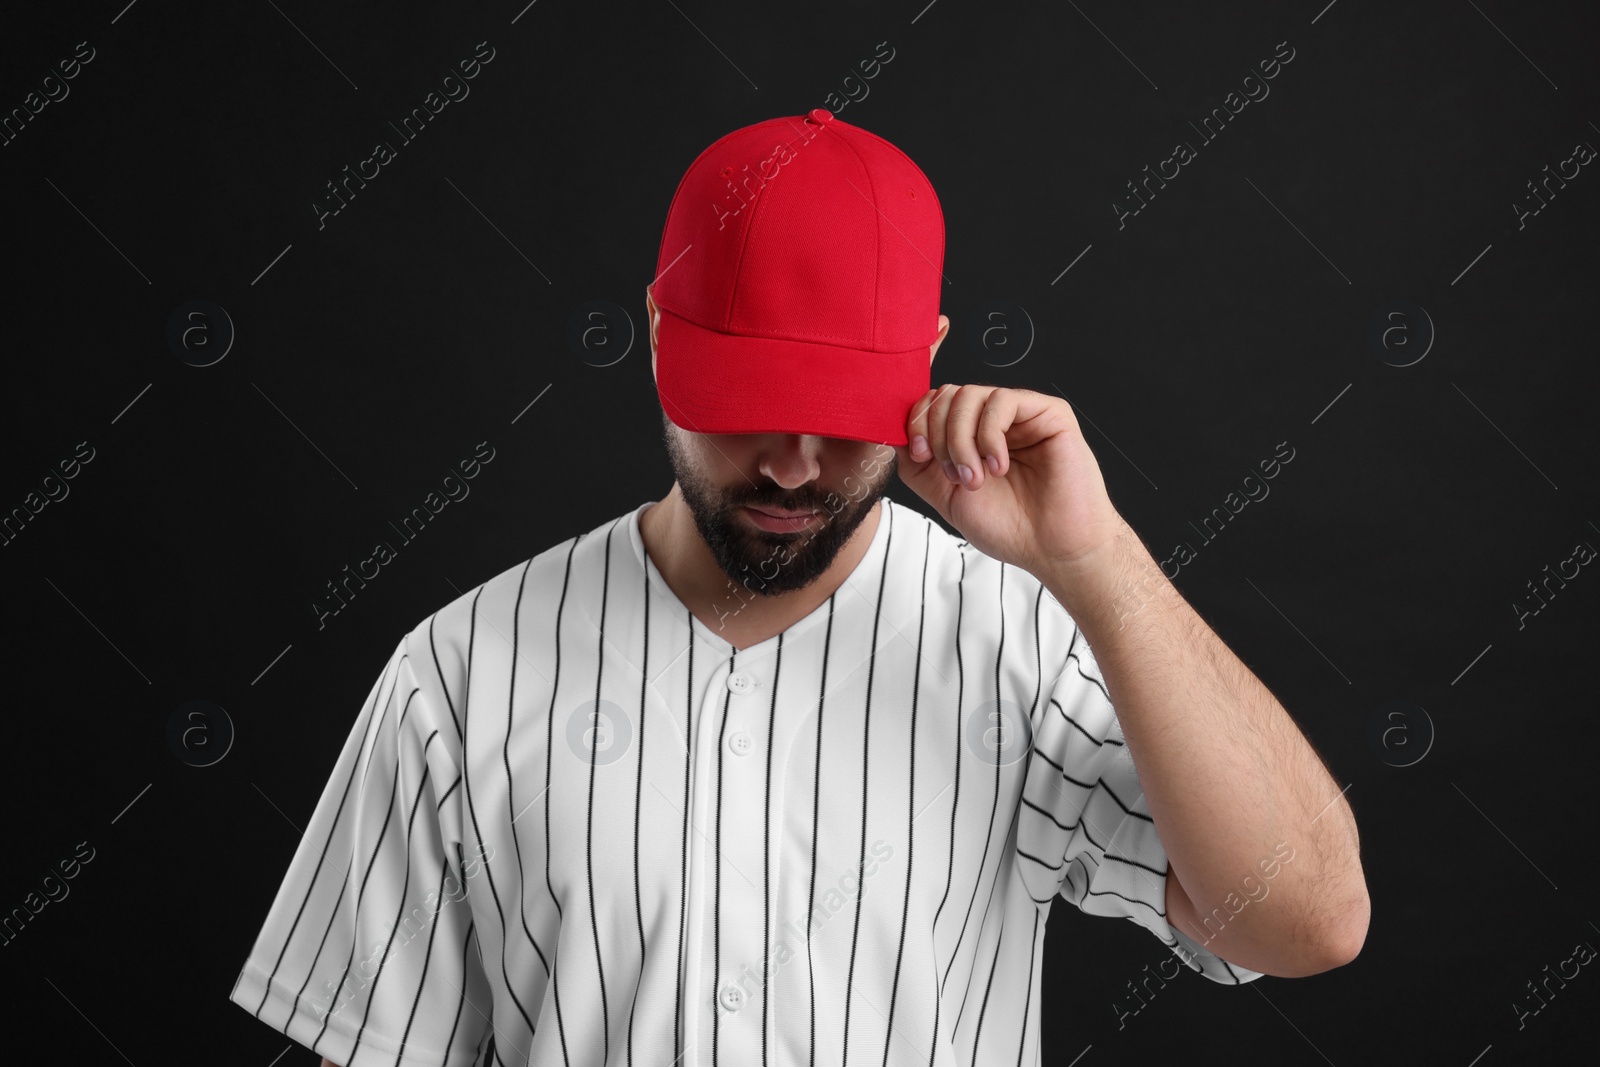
[228,496,1263,1067]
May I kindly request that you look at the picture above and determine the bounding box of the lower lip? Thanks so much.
[743,506,821,533]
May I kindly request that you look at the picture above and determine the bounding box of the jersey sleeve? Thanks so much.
[1013,605,1265,986]
[227,632,494,1065]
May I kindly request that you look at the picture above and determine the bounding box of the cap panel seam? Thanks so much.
[850,125,947,284]
[656,123,753,282]
[830,124,883,348]
[724,116,830,331]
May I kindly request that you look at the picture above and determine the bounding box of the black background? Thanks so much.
[2,1,1596,1064]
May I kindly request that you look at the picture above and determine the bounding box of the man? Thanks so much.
[229,109,1367,1067]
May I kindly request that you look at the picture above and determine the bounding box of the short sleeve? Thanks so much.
[1014,616,1265,986]
[228,633,494,1065]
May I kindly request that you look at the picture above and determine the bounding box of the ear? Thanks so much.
[929,314,950,367]
[646,284,659,383]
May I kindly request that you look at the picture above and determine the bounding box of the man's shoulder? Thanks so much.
[399,504,642,658]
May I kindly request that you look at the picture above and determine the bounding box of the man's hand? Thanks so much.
[893,384,1126,575]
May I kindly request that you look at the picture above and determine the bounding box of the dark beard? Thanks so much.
[661,414,893,597]
[690,486,882,596]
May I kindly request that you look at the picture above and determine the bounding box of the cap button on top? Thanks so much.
[806,107,833,126]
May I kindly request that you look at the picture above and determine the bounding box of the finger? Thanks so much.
[923,384,960,483]
[904,387,942,463]
[943,385,999,490]
[974,388,1016,480]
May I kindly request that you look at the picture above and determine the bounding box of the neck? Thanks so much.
[639,485,882,645]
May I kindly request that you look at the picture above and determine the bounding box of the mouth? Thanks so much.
[742,504,823,534]
[748,503,814,518]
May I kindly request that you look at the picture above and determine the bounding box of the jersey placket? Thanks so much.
[686,648,776,1066]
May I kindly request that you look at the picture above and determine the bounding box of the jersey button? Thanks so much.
[728,730,753,756]
[726,671,754,694]
[719,983,745,1011]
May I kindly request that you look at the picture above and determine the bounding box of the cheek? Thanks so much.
[710,447,758,479]
[854,449,895,488]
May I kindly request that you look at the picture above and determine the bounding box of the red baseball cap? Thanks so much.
[651,108,945,447]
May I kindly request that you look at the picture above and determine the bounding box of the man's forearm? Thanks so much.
[1037,516,1369,975]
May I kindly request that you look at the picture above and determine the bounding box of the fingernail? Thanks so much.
[911,434,927,458]
[985,454,999,474]
[941,460,956,482]
[957,463,973,485]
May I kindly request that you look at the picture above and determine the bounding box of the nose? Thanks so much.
[757,434,824,490]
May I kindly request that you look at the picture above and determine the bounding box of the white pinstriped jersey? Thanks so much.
[229,494,1261,1067]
